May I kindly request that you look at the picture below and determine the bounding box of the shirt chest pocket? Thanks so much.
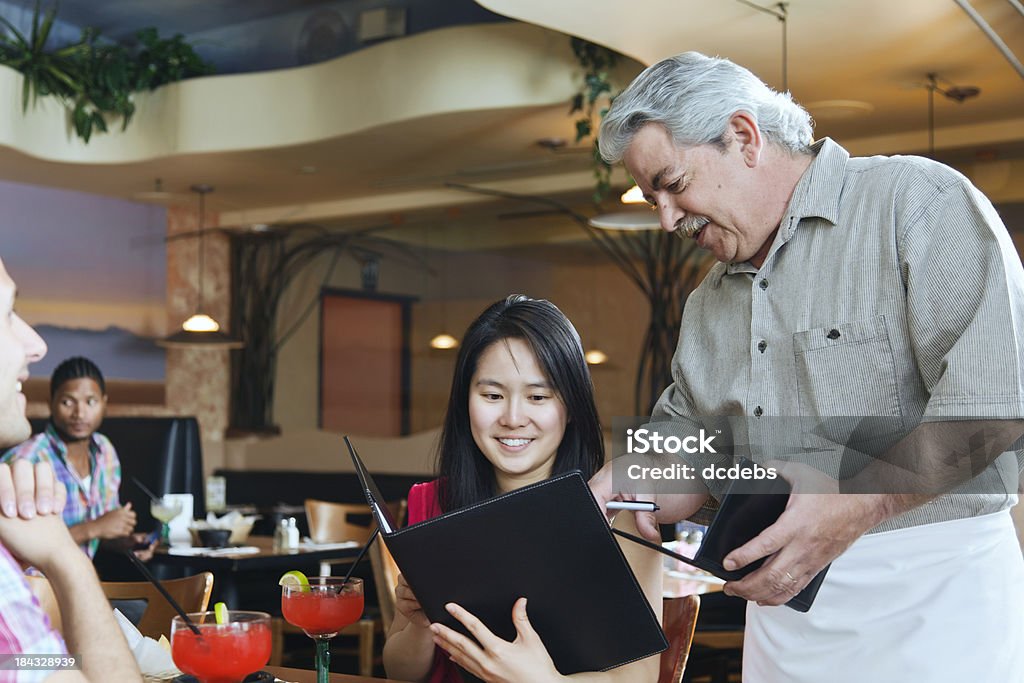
[793,315,904,444]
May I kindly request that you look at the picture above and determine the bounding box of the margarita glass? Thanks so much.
[151,495,184,546]
[281,576,364,683]
[171,610,272,683]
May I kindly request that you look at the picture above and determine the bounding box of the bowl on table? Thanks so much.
[194,528,232,548]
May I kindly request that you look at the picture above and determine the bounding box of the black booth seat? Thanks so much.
[27,416,206,532]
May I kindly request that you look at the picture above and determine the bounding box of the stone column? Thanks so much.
[165,204,232,453]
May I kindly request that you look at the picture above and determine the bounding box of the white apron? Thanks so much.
[743,509,1024,683]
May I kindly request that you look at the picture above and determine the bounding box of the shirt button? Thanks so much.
[753,406,763,417]
[758,279,769,290]
[827,329,841,340]
[757,340,767,353]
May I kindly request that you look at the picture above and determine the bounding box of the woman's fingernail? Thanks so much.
[36,498,51,514]
[18,502,35,519]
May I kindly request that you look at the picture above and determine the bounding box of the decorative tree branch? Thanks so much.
[228,225,426,433]
[445,183,707,414]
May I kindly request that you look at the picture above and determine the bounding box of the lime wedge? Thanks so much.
[213,602,229,625]
[278,570,310,591]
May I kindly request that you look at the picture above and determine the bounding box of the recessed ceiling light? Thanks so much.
[536,137,567,150]
[805,100,874,121]
[589,211,660,231]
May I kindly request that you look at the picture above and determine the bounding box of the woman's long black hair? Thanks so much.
[435,295,604,512]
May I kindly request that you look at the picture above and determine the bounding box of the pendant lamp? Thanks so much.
[158,184,244,349]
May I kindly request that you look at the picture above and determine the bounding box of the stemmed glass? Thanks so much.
[151,495,184,546]
[171,610,272,683]
[281,577,364,683]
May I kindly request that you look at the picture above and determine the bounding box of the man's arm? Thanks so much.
[0,461,139,683]
[67,505,136,545]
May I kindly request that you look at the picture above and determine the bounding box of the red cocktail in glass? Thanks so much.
[281,577,364,683]
[171,610,272,683]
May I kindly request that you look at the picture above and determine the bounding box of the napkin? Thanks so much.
[166,545,261,557]
[112,608,178,676]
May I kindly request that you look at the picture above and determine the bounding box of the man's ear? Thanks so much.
[728,111,762,167]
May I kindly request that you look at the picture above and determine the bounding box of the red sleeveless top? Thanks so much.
[407,480,464,683]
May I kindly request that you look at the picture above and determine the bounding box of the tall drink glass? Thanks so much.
[171,610,272,683]
[281,577,364,683]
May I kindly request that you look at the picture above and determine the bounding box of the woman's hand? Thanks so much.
[394,573,430,628]
[431,598,565,683]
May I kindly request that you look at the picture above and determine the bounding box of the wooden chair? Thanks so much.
[101,572,214,640]
[25,572,214,641]
[369,536,400,633]
[659,595,700,683]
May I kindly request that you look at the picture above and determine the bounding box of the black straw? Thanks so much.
[131,476,160,504]
[124,550,202,635]
[341,526,380,585]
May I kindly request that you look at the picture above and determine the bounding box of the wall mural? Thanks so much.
[0,179,166,385]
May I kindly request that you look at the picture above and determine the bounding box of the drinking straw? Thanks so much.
[341,526,380,585]
[124,550,202,635]
[131,476,160,504]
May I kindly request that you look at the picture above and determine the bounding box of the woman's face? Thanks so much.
[468,338,568,493]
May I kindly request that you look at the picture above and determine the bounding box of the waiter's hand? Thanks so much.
[721,462,884,605]
[588,457,709,542]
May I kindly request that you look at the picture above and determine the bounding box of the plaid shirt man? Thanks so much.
[2,424,122,558]
[0,543,67,682]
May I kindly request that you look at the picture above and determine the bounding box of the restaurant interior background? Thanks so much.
[0,0,1022,543]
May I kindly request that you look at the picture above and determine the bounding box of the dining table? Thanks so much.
[149,535,363,606]
[265,666,401,682]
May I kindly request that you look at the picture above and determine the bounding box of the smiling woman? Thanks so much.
[382,294,663,683]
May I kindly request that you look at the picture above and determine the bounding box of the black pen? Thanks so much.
[606,500,660,512]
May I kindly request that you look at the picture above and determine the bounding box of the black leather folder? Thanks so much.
[619,462,830,612]
[346,438,667,675]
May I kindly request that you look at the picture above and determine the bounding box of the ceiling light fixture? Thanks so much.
[925,73,980,157]
[158,184,244,349]
[425,224,458,351]
[430,333,459,350]
[620,185,645,204]
[588,211,660,231]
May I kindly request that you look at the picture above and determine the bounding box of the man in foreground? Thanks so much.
[0,256,139,682]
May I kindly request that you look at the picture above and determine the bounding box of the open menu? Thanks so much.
[345,437,667,675]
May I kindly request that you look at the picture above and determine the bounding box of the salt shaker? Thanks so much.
[285,517,300,551]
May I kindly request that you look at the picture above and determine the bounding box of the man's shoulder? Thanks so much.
[846,152,967,194]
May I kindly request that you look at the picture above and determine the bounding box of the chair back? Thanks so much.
[305,500,377,544]
[369,536,401,632]
[659,595,700,683]
[304,498,406,544]
[101,572,214,640]
[24,574,62,634]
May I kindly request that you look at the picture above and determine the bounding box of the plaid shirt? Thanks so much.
[1,424,122,558]
[0,544,68,682]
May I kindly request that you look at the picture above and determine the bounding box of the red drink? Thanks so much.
[282,589,364,636]
[171,612,272,683]
[280,576,363,683]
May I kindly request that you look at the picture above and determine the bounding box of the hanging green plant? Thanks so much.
[569,37,620,202]
[0,2,213,143]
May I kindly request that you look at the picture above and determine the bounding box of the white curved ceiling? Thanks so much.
[0,0,1019,242]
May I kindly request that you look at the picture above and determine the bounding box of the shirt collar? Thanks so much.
[780,137,848,236]
[44,421,102,461]
[713,137,849,284]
